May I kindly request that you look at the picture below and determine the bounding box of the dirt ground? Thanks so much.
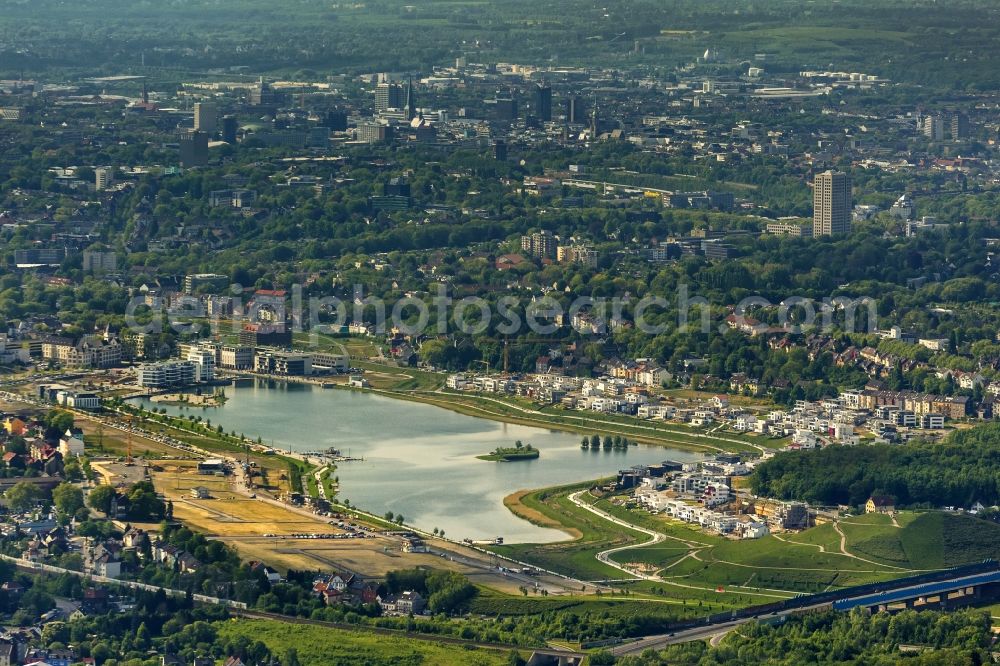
[91,460,150,487]
[147,462,537,591]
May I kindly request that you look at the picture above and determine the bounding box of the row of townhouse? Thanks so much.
[842,389,969,419]
[871,406,946,429]
[637,403,677,420]
[41,336,122,369]
[606,358,668,387]
[535,374,583,392]
[635,489,768,538]
[472,375,515,393]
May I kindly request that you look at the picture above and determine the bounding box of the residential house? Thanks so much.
[58,429,84,458]
[395,590,426,614]
[865,495,895,514]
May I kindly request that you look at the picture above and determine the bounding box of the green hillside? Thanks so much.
[852,512,1000,570]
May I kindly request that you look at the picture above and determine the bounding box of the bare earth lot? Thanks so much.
[149,460,537,592]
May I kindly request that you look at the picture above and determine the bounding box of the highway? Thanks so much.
[610,565,1000,655]
[611,619,745,655]
[610,599,837,655]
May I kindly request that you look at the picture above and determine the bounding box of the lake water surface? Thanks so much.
[134,381,701,543]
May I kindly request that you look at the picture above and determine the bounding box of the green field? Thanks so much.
[215,618,511,666]
[491,483,646,581]
[498,480,1000,606]
[623,510,1000,595]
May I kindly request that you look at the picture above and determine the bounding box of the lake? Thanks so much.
[133,381,701,543]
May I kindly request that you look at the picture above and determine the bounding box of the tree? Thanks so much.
[5,437,26,455]
[283,647,301,666]
[127,481,166,520]
[4,481,43,512]
[53,482,85,516]
[44,409,74,437]
[88,485,117,515]
[135,622,151,650]
[506,650,527,666]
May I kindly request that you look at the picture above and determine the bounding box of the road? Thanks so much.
[0,553,247,609]
[611,618,747,655]
[3,555,585,659]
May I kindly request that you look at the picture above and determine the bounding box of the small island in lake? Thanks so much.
[477,440,540,462]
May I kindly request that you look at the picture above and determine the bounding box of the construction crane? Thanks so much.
[120,414,134,465]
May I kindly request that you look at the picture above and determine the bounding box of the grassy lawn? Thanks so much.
[897,512,1000,570]
[355,361,445,391]
[494,485,808,606]
[782,522,842,552]
[493,480,1000,608]
[469,586,724,626]
[545,491,918,597]
[214,618,512,666]
[491,483,645,581]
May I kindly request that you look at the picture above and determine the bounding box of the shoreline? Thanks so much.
[502,489,583,540]
[214,370,743,456]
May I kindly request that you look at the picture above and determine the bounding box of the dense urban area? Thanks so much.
[3,1,1000,664]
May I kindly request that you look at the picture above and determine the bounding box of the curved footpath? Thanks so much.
[567,490,792,600]
[568,489,665,581]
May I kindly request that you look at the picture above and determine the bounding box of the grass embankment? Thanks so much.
[493,482,643,582]
[845,512,1000,570]
[600,501,1000,597]
[469,586,709,625]
[215,618,512,666]
[79,417,190,460]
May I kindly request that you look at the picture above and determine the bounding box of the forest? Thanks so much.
[613,608,993,666]
[750,422,1000,508]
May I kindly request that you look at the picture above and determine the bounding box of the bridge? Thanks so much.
[611,560,1000,656]
[832,568,1000,612]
